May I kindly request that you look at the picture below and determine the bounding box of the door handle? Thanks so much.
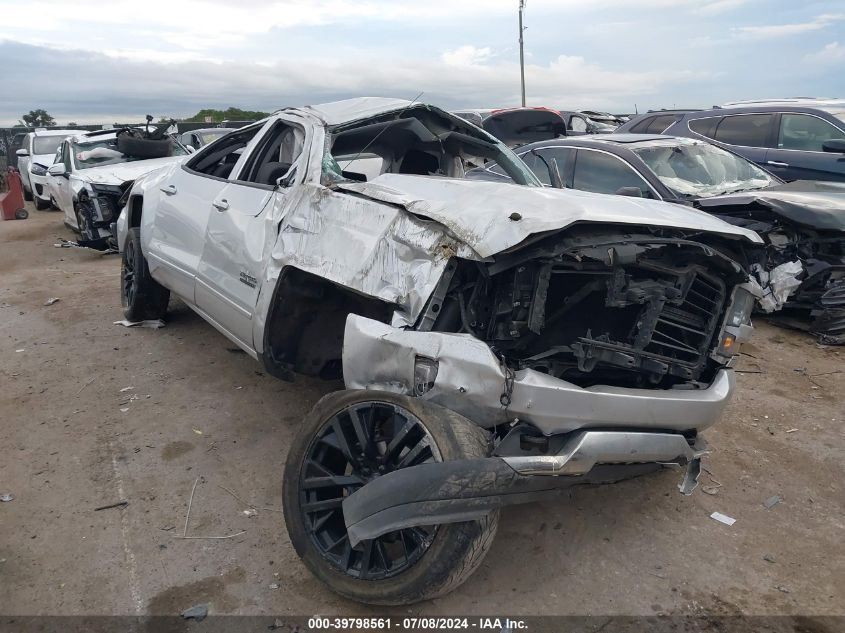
[766,160,789,168]
[212,198,229,211]
[160,184,177,195]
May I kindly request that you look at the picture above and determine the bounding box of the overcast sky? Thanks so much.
[1,0,844,125]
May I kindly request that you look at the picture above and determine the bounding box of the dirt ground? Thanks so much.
[1,206,843,619]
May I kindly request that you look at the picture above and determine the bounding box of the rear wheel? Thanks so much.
[121,227,169,321]
[283,390,498,605]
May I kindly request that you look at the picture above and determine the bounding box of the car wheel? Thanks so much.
[49,196,59,211]
[283,390,499,605]
[121,227,170,321]
[23,187,33,201]
[35,197,50,210]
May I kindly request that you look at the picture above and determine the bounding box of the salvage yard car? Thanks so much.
[116,97,762,605]
[49,125,189,249]
[468,134,845,343]
[15,128,76,209]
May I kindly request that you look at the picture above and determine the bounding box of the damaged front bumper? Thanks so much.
[342,429,706,545]
[343,315,742,435]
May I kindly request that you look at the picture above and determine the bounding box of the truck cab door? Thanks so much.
[195,119,304,350]
[146,124,264,303]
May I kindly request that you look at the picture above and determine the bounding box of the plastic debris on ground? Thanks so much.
[763,495,782,509]
[710,511,736,526]
[114,319,166,329]
[119,386,134,392]
[0,493,14,502]
[180,604,208,621]
[43,297,60,306]
[763,553,776,563]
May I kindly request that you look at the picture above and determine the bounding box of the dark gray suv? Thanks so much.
[621,99,845,182]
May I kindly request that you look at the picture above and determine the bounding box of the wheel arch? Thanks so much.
[259,266,395,381]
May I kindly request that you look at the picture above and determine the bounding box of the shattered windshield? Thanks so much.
[323,106,541,186]
[33,136,66,155]
[633,141,776,198]
[72,135,186,170]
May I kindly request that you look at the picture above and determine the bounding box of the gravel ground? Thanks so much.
[1,206,843,619]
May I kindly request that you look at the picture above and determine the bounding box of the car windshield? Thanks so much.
[632,141,776,198]
[72,136,186,169]
[33,136,66,155]
[199,130,230,145]
[323,107,542,187]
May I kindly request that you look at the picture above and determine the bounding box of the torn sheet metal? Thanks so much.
[265,183,476,327]
[342,314,736,435]
[338,174,762,259]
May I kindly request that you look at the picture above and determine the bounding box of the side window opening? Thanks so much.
[713,114,774,148]
[573,149,655,198]
[187,125,262,178]
[778,113,845,151]
[237,121,305,186]
[689,117,719,140]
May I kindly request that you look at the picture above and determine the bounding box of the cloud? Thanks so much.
[733,13,845,39]
[442,46,494,66]
[804,41,845,64]
[0,39,704,124]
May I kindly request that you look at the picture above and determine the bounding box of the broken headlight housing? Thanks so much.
[714,287,755,360]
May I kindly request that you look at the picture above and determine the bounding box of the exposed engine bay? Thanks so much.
[701,194,845,345]
[419,226,751,389]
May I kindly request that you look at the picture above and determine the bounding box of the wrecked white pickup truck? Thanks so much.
[116,98,762,605]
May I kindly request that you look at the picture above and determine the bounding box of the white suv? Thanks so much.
[16,129,76,210]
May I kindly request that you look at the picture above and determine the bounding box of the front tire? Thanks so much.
[121,227,170,321]
[23,186,33,201]
[283,390,498,605]
[35,197,50,210]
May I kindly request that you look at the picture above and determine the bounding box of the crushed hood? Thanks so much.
[697,180,845,232]
[77,155,186,186]
[338,174,763,258]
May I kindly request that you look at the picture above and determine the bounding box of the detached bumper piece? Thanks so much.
[342,429,706,546]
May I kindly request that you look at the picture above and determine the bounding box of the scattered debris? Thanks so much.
[119,386,134,393]
[54,238,117,254]
[192,428,203,435]
[243,509,258,518]
[710,511,736,526]
[15,349,24,353]
[75,377,96,395]
[0,493,14,502]
[763,495,782,509]
[94,500,128,511]
[175,477,247,540]
[180,604,208,622]
[776,585,791,594]
[120,408,129,413]
[763,553,776,563]
[701,466,723,495]
[113,319,166,329]
[43,297,60,306]
[159,525,176,532]
[269,618,285,630]
[786,428,798,434]
[269,582,280,590]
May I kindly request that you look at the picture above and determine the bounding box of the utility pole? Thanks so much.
[519,0,526,106]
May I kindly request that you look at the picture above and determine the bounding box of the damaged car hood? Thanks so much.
[696,180,845,232]
[338,174,762,257]
[77,155,187,186]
